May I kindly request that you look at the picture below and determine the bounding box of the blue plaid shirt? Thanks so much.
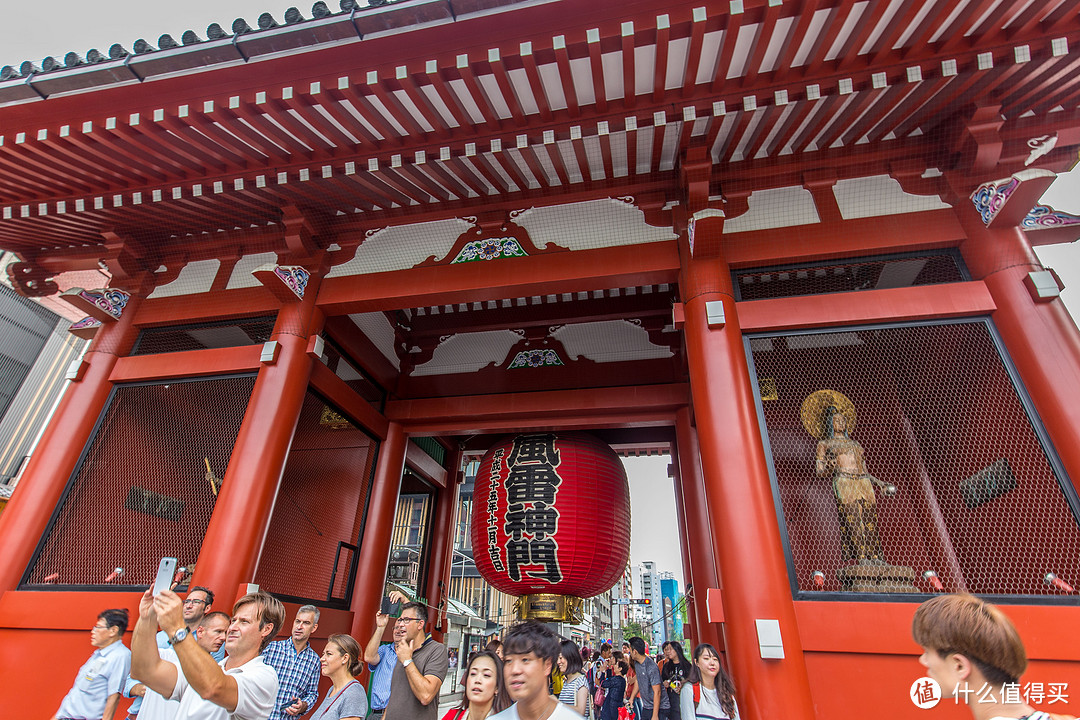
[368,643,397,711]
[262,639,321,720]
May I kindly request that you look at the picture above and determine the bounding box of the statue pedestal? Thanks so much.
[838,563,918,593]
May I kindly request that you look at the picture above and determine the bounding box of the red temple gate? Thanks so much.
[1,1,1080,718]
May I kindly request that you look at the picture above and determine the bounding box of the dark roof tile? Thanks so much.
[0,0,470,94]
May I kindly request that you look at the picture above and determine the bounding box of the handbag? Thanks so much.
[594,684,606,706]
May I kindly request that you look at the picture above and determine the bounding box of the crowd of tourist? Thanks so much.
[52,590,1065,720]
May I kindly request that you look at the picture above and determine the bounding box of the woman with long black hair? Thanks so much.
[442,650,511,720]
[660,640,691,719]
[680,643,739,720]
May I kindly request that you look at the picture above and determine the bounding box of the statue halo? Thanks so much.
[800,389,857,439]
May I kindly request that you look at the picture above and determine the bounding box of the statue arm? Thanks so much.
[854,443,896,495]
[815,441,830,477]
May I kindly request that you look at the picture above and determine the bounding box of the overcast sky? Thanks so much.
[5,0,1080,591]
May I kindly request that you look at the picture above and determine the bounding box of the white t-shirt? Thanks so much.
[169,654,279,720]
[679,683,739,720]
[490,701,584,719]
[139,647,182,720]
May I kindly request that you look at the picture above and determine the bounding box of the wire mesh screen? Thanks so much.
[131,316,276,356]
[254,390,376,605]
[748,321,1080,598]
[734,252,966,301]
[24,374,256,588]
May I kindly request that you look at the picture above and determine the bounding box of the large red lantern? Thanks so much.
[471,432,631,620]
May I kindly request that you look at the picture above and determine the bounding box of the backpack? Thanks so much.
[687,683,738,720]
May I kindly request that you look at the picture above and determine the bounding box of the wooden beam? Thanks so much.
[404,440,448,488]
[737,281,996,332]
[134,288,279,327]
[385,382,689,434]
[109,345,262,382]
[316,241,681,315]
[309,361,390,440]
[723,209,965,268]
[322,314,400,392]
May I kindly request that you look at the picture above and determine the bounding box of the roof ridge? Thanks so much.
[0,0,373,81]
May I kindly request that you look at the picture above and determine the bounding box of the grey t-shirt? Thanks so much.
[310,680,368,720]
[385,637,449,720]
[634,657,668,710]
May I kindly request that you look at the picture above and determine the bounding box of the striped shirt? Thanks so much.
[262,639,320,720]
[367,643,397,711]
[559,674,589,710]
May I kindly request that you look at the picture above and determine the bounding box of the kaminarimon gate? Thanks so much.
[2,0,1080,717]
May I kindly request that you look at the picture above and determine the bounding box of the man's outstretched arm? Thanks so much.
[156,590,240,710]
[131,589,180,697]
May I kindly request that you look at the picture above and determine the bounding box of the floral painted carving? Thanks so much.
[507,349,564,369]
[417,213,567,267]
[970,176,1020,226]
[451,238,529,263]
[274,265,310,299]
[61,287,130,320]
[1021,204,1080,230]
[69,316,103,340]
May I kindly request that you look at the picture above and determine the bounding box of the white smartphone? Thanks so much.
[153,557,178,596]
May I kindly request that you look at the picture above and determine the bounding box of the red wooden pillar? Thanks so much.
[189,281,324,602]
[956,211,1080,490]
[0,288,146,594]
[350,421,407,640]
[680,217,816,720]
[673,407,723,652]
[424,447,462,642]
[669,459,696,643]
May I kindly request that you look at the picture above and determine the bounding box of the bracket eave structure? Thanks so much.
[58,287,130,323]
[1023,204,1080,246]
